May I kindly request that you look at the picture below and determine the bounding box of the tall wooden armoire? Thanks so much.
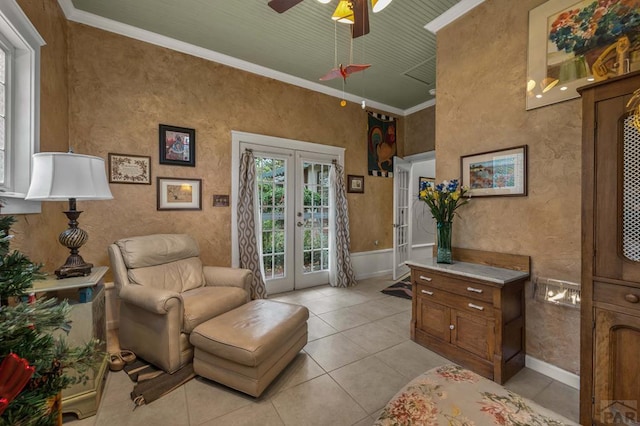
[579,70,640,426]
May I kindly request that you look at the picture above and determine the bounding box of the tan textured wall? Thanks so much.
[436,0,581,373]
[405,106,435,155]
[13,0,70,269]
[55,22,395,272]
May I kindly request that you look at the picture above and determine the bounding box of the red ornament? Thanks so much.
[0,353,35,415]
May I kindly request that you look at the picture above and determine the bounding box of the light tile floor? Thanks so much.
[63,275,579,425]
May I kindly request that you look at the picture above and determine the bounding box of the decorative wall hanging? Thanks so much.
[347,175,365,193]
[159,124,196,167]
[460,145,528,197]
[108,153,151,184]
[526,0,640,110]
[367,111,396,177]
[157,177,202,210]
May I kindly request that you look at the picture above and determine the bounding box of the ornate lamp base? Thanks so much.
[56,200,93,279]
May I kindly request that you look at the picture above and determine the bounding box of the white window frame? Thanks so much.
[0,1,45,214]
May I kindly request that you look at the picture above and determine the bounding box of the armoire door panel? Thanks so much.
[593,308,640,423]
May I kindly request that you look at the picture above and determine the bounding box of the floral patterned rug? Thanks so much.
[374,364,578,426]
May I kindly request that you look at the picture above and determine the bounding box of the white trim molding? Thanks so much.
[351,248,393,280]
[424,0,486,34]
[0,1,45,214]
[525,355,580,390]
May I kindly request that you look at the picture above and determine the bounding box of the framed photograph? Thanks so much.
[526,0,640,110]
[108,153,151,184]
[159,124,196,167]
[157,177,202,210]
[347,175,365,193]
[419,176,434,192]
[461,145,528,197]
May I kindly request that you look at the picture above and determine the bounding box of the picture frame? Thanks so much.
[347,175,365,193]
[157,177,202,210]
[419,176,435,192]
[108,153,151,184]
[159,124,196,167]
[461,145,528,197]
[526,0,640,110]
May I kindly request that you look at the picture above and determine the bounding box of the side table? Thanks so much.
[31,266,109,419]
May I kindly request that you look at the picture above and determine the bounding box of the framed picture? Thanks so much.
[108,153,151,184]
[526,0,640,110]
[419,176,434,192]
[461,145,528,197]
[157,177,202,210]
[159,124,196,167]
[347,175,365,193]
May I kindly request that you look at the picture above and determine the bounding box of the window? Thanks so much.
[0,1,44,214]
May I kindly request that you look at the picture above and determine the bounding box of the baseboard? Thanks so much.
[525,355,580,390]
[350,248,393,280]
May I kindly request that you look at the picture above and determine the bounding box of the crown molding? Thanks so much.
[424,0,486,34]
[404,98,436,115]
[57,0,405,116]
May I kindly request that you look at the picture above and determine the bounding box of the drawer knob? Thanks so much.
[449,324,455,330]
[467,286,483,294]
[419,275,432,282]
[624,293,640,304]
[468,303,485,311]
[421,289,434,296]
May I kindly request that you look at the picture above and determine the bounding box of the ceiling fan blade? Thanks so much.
[351,0,370,38]
[268,0,304,13]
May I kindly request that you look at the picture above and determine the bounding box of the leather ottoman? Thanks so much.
[190,299,309,397]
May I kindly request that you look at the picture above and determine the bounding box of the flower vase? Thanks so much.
[436,221,453,264]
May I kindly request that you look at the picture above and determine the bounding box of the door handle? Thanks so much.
[297,221,304,227]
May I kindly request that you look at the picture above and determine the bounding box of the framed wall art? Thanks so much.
[419,176,434,192]
[347,175,365,193]
[461,145,528,197]
[108,153,151,184]
[526,0,640,110]
[159,124,196,167]
[157,177,202,210]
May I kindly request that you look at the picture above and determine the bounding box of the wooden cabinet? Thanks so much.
[580,71,640,426]
[408,248,529,385]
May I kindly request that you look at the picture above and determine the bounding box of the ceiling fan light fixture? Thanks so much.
[317,0,332,3]
[332,0,354,23]
[371,0,392,13]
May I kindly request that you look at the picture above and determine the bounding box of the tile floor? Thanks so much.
[64,275,579,425]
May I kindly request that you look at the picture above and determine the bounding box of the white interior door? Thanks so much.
[393,156,412,280]
[252,148,335,294]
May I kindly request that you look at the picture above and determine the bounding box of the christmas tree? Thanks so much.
[0,215,100,425]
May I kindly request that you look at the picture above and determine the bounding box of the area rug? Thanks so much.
[124,359,195,407]
[381,275,412,300]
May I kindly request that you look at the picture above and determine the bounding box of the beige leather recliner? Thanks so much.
[108,234,252,373]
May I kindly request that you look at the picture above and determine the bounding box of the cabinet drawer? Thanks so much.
[594,281,640,312]
[417,283,493,318]
[413,269,494,303]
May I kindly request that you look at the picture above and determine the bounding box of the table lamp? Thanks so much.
[25,152,113,279]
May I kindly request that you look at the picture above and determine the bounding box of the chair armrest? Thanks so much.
[203,266,252,293]
[119,285,182,314]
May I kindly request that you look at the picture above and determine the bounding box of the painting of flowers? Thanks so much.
[527,0,640,109]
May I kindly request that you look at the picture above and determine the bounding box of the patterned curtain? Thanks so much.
[237,150,268,299]
[329,162,358,288]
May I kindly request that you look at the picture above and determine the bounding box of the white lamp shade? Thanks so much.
[25,152,113,201]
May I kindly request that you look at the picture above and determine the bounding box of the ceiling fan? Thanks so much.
[267,0,393,39]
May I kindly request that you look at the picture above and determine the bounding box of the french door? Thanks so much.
[393,156,411,279]
[254,148,335,294]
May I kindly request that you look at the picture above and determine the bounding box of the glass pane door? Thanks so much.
[295,153,332,288]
